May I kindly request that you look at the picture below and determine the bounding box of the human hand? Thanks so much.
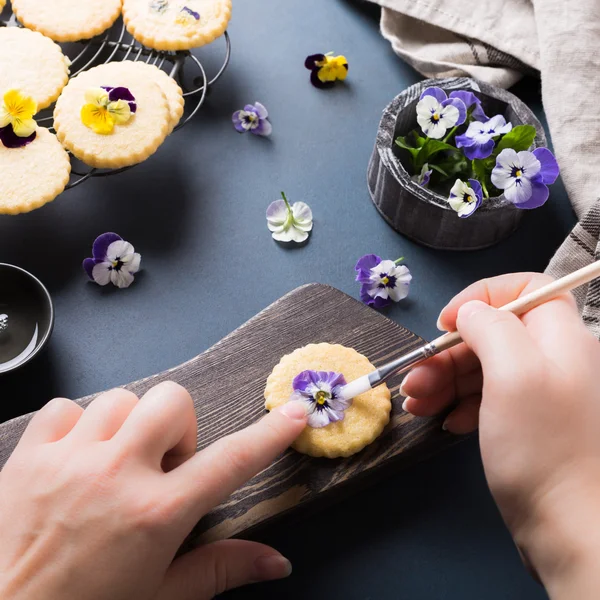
[0,381,307,600]
[400,273,600,598]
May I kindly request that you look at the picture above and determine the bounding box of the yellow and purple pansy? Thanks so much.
[0,89,38,149]
[81,86,137,135]
[304,52,348,88]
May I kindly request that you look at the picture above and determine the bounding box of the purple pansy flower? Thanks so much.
[101,86,137,114]
[491,147,559,209]
[355,254,412,309]
[0,125,35,148]
[447,90,487,122]
[289,370,350,428]
[448,178,483,218]
[181,6,200,19]
[83,233,141,289]
[455,115,512,160]
[416,87,467,139]
[232,102,272,136]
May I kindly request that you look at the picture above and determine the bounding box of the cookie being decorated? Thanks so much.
[0,27,69,110]
[123,0,232,51]
[101,61,184,134]
[54,62,171,169]
[11,0,122,43]
[265,343,392,458]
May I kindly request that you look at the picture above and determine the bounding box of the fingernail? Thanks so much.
[402,398,411,413]
[399,375,410,397]
[436,315,446,331]
[254,555,293,581]
[442,420,449,431]
[280,401,307,420]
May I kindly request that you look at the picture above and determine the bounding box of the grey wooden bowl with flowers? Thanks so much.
[367,77,559,251]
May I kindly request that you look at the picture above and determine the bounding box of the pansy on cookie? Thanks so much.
[0,127,70,215]
[265,343,391,458]
[81,87,137,135]
[0,27,69,110]
[54,61,171,169]
[11,0,122,43]
[0,89,37,148]
[123,0,232,50]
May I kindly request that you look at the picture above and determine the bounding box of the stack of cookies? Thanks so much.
[0,0,232,215]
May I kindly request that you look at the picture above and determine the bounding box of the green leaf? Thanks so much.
[472,159,488,183]
[417,139,457,169]
[496,125,536,154]
[394,136,420,162]
[432,154,469,180]
[429,163,449,178]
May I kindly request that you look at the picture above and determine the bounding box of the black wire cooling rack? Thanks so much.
[1,9,231,189]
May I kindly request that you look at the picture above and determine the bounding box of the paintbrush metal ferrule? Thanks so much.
[369,342,438,387]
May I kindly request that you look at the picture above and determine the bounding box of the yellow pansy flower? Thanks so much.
[0,89,37,137]
[305,53,349,88]
[80,86,136,135]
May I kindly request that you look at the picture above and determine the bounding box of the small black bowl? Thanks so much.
[0,264,54,374]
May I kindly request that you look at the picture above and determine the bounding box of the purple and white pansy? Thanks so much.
[289,370,351,428]
[416,87,467,139]
[266,192,313,243]
[455,114,512,160]
[83,233,141,289]
[355,254,412,309]
[446,90,488,122]
[448,178,483,218]
[412,163,432,188]
[232,102,272,136]
[491,147,559,209]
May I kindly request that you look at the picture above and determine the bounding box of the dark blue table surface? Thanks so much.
[0,1,576,598]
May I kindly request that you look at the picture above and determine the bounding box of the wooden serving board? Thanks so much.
[0,284,459,550]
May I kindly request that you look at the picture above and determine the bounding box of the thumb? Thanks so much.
[456,300,537,378]
[156,539,292,600]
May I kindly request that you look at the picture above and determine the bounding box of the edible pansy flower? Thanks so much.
[491,147,559,209]
[447,90,487,122]
[411,163,432,188]
[0,89,37,148]
[448,178,483,218]
[80,87,136,135]
[175,6,200,24]
[266,192,313,243]
[83,232,141,289]
[416,87,466,139]
[355,254,412,309]
[304,53,348,88]
[289,370,350,428]
[455,114,512,160]
[232,102,271,136]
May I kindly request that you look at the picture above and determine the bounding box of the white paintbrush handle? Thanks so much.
[431,260,600,353]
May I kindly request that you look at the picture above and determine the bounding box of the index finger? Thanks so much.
[166,401,307,523]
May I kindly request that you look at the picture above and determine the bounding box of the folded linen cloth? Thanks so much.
[370,0,600,336]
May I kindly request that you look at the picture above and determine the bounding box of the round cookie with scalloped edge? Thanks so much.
[0,127,71,215]
[54,61,171,169]
[123,0,231,51]
[102,61,184,134]
[0,27,69,110]
[11,0,122,43]
[265,343,392,458]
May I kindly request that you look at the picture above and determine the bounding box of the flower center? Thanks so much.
[463,194,474,204]
[511,166,524,179]
[381,276,389,285]
[110,258,124,271]
[431,113,440,123]
[315,390,329,405]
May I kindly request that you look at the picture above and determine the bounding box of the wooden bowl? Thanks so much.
[367,77,547,250]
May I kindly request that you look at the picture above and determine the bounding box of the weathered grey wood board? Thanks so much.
[0,284,458,549]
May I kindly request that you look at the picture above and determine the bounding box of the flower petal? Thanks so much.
[305,53,326,70]
[448,90,487,121]
[92,232,122,260]
[82,258,97,280]
[81,104,115,134]
[441,98,466,125]
[485,114,508,131]
[251,118,272,136]
[12,118,36,137]
[107,100,132,125]
[0,125,36,148]
[107,86,135,104]
[420,119,446,139]
[420,87,447,104]
[307,409,334,428]
[532,147,559,185]
[106,240,134,261]
[360,284,390,308]
[463,138,495,160]
[468,178,483,202]
[287,226,309,243]
[388,282,410,302]
[253,102,268,119]
[513,177,549,209]
[85,87,109,106]
[123,252,141,273]
[504,176,533,204]
[517,150,541,178]
[91,262,112,286]
[291,201,312,224]
[110,268,135,289]
[266,199,289,226]
[415,95,441,118]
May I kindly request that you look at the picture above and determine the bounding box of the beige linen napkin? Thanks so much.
[370,0,600,336]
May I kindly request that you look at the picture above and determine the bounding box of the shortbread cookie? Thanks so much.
[123,0,232,51]
[54,62,171,169]
[0,127,71,215]
[0,28,69,109]
[11,0,122,43]
[103,61,184,133]
[265,343,392,458]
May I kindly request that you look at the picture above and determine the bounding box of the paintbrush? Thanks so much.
[339,260,600,400]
